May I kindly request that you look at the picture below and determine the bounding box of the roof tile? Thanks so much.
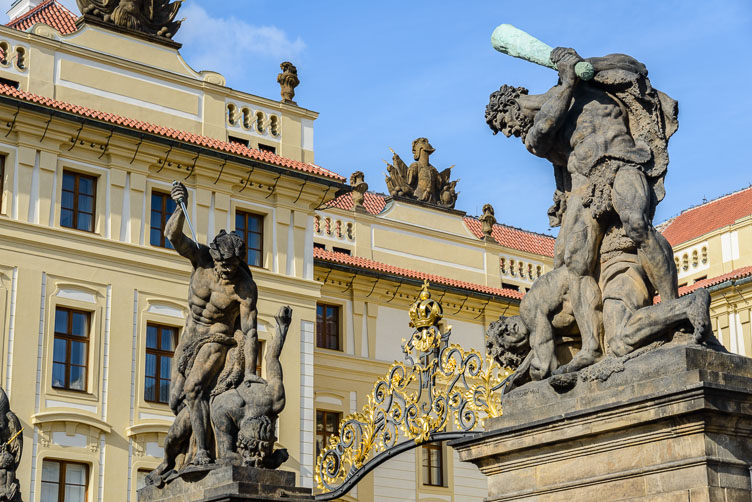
[6,0,78,35]
[661,186,752,246]
[314,247,523,301]
[464,217,555,257]
[0,83,345,182]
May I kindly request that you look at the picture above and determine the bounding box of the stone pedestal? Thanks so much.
[453,344,752,501]
[137,465,313,502]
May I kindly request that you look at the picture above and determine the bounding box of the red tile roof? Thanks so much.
[677,265,752,297]
[314,247,523,301]
[0,84,345,182]
[324,191,555,257]
[464,217,555,257]
[6,0,78,35]
[325,191,387,215]
[661,186,752,246]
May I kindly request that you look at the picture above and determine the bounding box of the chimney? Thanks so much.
[7,0,45,21]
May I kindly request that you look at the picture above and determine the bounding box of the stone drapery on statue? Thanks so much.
[145,182,290,488]
[484,27,719,385]
[384,138,459,208]
[76,0,184,39]
[0,387,22,502]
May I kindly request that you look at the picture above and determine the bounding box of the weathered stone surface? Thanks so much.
[138,465,313,502]
[453,344,752,501]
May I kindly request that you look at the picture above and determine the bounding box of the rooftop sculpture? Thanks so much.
[484,25,719,385]
[277,62,300,104]
[384,138,459,209]
[76,0,184,39]
[145,182,290,487]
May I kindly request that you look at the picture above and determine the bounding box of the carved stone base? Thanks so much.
[453,343,752,501]
[137,465,313,502]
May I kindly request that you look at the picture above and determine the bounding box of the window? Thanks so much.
[61,171,96,232]
[313,242,326,251]
[235,210,264,267]
[501,282,520,292]
[254,340,263,376]
[315,410,342,457]
[422,443,444,487]
[41,460,88,502]
[136,469,151,490]
[150,191,176,249]
[332,247,351,256]
[145,324,178,404]
[52,307,89,392]
[258,143,276,154]
[316,303,340,350]
[228,135,249,147]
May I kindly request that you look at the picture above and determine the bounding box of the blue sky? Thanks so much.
[7,1,752,235]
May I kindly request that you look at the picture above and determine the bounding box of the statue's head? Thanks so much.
[210,230,246,280]
[485,85,532,140]
[412,137,435,161]
[482,203,494,217]
[280,61,297,75]
[237,415,276,467]
[486,315,530,370]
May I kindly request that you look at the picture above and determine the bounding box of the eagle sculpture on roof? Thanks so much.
[76,0,184,39]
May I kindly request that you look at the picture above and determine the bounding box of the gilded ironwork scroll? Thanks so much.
[314,281,510,499]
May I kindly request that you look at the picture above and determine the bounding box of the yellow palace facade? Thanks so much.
[2,2,752,502]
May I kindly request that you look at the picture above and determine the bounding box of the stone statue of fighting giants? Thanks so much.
[484,25,716,383]
[146,183,290,486]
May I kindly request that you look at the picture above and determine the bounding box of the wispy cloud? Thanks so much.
[178,3,305,81]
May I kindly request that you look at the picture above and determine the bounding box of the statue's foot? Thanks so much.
[144,468,171,488]
[192,449,212,466]
[687,289,711,343]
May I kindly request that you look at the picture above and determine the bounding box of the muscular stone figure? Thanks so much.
[487,226,713,387]
[0,388,22,502]
[486,48,679,373]
[211,306,291,469]
[146,182,258,485]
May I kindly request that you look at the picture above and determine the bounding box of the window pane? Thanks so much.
[161,329,174,351]
[41,460,60,482]
[41,483,58,502]
[151,193,162,209]
[159,380,170,403]
[61,208,74,228]
[165,198,176,214]
[78,176,94,195]
[150,228,162,247]
[78,194,93,213]
[235,213,245,231]
[54,309,68,333]
[326,413,338,433]
[62,173,75,191]
[70,341,86,365]
[150,210,162,229]
[69,366,85,391]
[144,377,156,401]
[61,190,74,210]
[71,312,87,337]
[65,463,87,484]
[248,216,262,232]
[77,213,92,232]
[65,484,86,502]
[316,411,323,431]
[52,362,66,387]
[248,233,261,251]
[160,356,171,379]
[145,354,156,377]
[248,249,262,268]
[146,326,158,349]
[53,339,67,363]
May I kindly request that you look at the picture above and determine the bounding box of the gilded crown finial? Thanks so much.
[409,280,443,329]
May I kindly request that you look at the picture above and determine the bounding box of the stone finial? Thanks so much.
[479,203,497,242]
[277,62,300,104]
[350,171,368,213]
